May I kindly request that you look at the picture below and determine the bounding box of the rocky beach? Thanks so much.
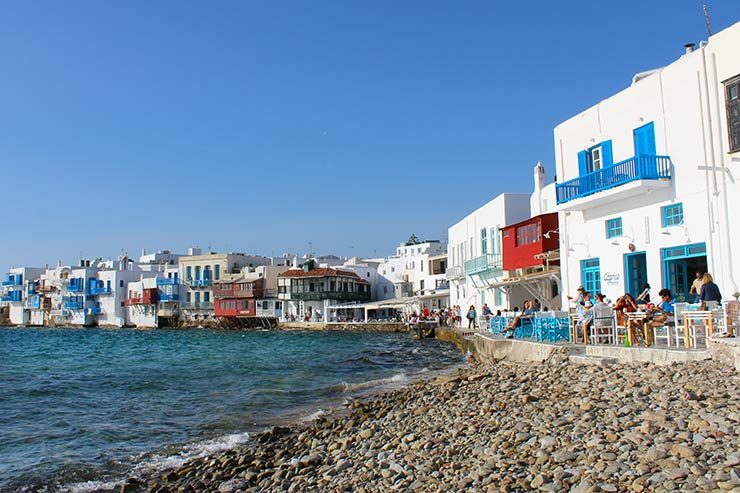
[131,358,740,493]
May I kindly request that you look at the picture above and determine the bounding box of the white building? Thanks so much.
[277,260,372,321]
[447,193,531,315]
[555,23,740,304]
[373,236,449,309]
[1,267,47,325]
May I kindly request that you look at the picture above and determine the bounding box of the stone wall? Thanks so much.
[277,322,412,332]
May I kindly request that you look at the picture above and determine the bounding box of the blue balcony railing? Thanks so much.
[25,295,41,309]
[188,279,212,287]
[89,285,112,295]
[64,300,84,310]
[556,155,672,205]
[2,274,22,286]
[157,277,179,286]
[464,253,503,276]
[2,290,23,302]
[89,304,102,315]
[159,293,180,302]
[67,278,85,293]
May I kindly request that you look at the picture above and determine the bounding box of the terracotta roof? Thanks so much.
[278,268,362,280]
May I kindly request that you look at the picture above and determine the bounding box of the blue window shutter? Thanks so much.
[577,151,588,176]
[601,140,613,167]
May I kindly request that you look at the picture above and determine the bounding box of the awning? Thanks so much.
[485,269,561,306]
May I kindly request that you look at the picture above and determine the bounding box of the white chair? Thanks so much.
[652,321,672,347]
[683,311,712,349]
[590,304,616,345]
[672,303,691,348]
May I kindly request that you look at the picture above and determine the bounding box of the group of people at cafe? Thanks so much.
[570,271,722,345]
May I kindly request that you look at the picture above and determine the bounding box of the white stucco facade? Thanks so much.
[372,239,448,305]
[555,22,740,304]
[447,193,531,316]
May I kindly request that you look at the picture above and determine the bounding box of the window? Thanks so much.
[515,222,541,246]
[581,258,601,294]
[384,286,388,294]
[119,280,124,288]
[481,228,488,255]
[204,292,210,302]
[661,203,684,227]
[589,146,602,172]
[186,292,191,302]
[195,266,201,280]
[726,75,740,153]
[420,280,425,291]
[605,218,623,238]
[194,292,200,303]
[186,266,192,280]
[214,265,220,280]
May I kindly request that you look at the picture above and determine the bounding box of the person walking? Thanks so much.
[466,305,477,329]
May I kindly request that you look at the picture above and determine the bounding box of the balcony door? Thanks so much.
[634,122,656,156]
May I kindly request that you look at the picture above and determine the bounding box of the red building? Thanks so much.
[213,277,265,318]
[124,288,158,306]
[501,212,559,272]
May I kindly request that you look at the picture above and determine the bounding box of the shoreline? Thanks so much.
[59,341,466,493]
[0,322,415,333]
[120,358,740,493]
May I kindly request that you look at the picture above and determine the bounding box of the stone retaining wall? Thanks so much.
[583,344,712,365]
[277,322,411,332]
[707,337,740,371]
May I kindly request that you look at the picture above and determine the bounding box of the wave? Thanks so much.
[62,431,252,493]
[299,409,327,422]
[336,372,407,393]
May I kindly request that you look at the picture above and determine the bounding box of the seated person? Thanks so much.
[649,289,675,328]
[504,300,538,338]
[576,291,594,342]
[614,293,638,326]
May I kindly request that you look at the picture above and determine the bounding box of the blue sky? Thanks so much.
[1,1,737,270]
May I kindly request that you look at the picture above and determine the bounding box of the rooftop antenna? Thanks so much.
[308,241,313,257]
[703,4,712,36]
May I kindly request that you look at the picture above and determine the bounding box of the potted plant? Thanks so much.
[733,292,740,301]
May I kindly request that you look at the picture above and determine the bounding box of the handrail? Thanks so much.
[556,155,671,204]
[464,253,503,275]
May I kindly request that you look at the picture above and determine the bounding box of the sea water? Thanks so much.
[0,327,463,492]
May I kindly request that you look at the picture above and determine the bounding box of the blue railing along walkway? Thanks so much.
[489,316,570,343]
[556,155,671,204]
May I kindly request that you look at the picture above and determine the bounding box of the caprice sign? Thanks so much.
[603,272,621,286]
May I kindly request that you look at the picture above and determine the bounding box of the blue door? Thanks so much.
[581,258,601,294]
[633,122,656,156]
[624,252,648,299]
[661,243,708,302]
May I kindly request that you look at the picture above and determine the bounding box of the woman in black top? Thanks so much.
[699,273,722,303]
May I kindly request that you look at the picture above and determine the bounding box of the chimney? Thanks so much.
[684,43,695,54]
[533,161,546,191]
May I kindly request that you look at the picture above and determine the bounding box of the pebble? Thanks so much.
[133,359,739,493]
